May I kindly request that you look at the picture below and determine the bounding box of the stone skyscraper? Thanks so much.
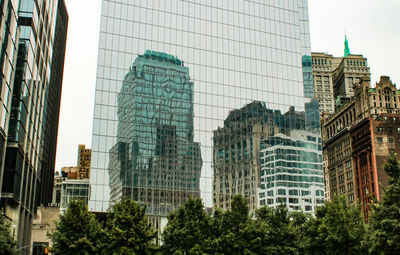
[312,38,371,115]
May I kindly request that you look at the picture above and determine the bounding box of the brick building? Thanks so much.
[322,76,400,218]
[351,115,398,219]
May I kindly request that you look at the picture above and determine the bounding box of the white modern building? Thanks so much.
[258,130,324,212]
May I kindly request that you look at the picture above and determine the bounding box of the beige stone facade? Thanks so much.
[322,76,400,205]
[311,53,335,114]
[77,144,91,179]
[31,206,60,254]
[354,76,400,118]
[333,54,370,98]
[213,119,269,211]
[324,129,355,203]
[312,53,370,115]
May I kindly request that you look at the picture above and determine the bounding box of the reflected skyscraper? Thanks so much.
[107,51,202,217]
[213,101,323,213]
[90,0,322,214]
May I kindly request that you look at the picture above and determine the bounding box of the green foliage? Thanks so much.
[161,194,368,255]
[161,197,212,255]
[214,195,253,254]
[0,210,16,255]
[49,200,105,255]
[50,187,400,255]
[103,199,158,255]
[368,154,400,254]
[304,195,367,255]
[251,204,301,255]
[382,154,400,184]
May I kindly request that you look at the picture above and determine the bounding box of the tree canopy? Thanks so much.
[161,194,369,255]
[51,158,400,255]
[50,199,157,255]
[368,154,400,254]
[0,210,16,255]
[161,197,212,255]
[103,199,158,255]
[49,200,105,255]
[304,195,367,255]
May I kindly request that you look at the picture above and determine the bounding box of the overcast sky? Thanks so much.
[55,0,400,171]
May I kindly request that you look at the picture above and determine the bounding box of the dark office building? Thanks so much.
[0,0,68,252]
[0,0,19,197]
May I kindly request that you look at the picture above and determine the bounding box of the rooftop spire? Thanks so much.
[344,34,350,57]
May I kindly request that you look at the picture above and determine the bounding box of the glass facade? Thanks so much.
[107,50,202,215]
[259,131,324,211]
[60,179,89,213]
[0,0,19,196]
[0,0,68,251]
[90,0,322,212]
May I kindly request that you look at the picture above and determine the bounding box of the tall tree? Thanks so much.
[49,200,105,255]
[369,154,400,254]
[214,194,254,254]
[0,210,16,255]
[104,199,158,255]
[250,204,302,255]
[161,197,212,255]
[303,195,367,255]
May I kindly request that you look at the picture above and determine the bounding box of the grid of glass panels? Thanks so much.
[259,131,324,212]
[107,50,202,215]
[90,0,321,212]
[60,180,90,213]
[0,0,19,134]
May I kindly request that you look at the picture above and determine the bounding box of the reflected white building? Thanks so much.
[258,130,324,212]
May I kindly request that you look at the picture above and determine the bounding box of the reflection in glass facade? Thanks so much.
[90,0,322,212]
[107,50,202,216]
[259,130,324,212]
[213,101,323,213]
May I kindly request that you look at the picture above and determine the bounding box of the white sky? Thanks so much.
[55,0,400,171]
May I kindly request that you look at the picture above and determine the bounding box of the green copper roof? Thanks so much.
[142,50,183,66]
[344,35,350,57]
[369,88,376,93]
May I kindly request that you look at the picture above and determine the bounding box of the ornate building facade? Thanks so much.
[322,76,400,218]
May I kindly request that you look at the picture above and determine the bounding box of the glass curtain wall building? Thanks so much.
[0,0,68,252]
[91,0,322,215]
[0,0,19,198]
